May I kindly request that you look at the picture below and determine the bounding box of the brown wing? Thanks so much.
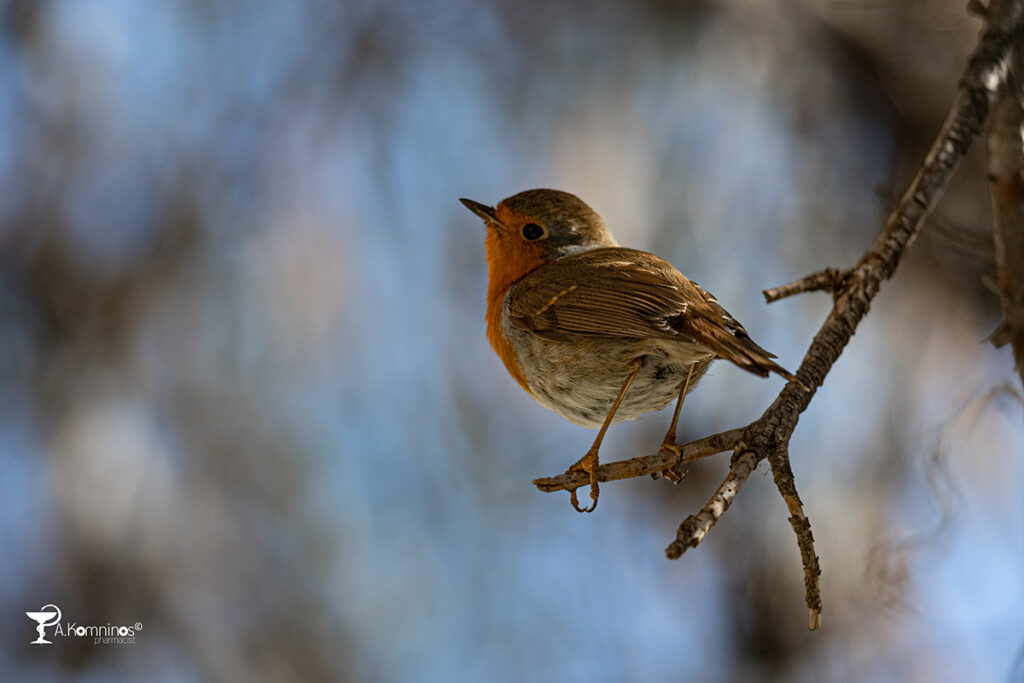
[507,247,793,379]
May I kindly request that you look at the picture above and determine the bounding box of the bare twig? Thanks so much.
[762,268,847,303]
[532,427,743,493]
[767,447,822,630]
[665,448,758,558]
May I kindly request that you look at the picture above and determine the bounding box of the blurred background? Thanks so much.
[1,0,1022,680]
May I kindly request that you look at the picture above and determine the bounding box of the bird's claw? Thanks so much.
[568,485,598,513]
[653,440,686,484]
[566,452,600,513]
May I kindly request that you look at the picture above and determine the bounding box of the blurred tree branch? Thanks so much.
[535,0,1024,630]
[986,53,1024,388]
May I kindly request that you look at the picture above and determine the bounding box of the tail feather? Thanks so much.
[692,320,795,381]
[681,279,795,382]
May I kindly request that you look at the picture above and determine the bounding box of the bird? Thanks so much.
[460,189,793,512]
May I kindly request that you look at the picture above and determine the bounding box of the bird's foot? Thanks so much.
[652,438,687,484]
[566,448,600,513]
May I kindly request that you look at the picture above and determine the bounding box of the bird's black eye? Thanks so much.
[521,223,545,240]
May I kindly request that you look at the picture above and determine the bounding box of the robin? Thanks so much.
[460,189,793,512]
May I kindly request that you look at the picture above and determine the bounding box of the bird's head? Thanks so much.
[460,189,617,292]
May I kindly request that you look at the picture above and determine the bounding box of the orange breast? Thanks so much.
[484,229,547,393]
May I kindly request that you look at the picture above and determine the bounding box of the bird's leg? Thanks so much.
[566,357,644,513]
[654,364,696,483]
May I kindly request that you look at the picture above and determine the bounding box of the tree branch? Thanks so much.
[665,448,757,558]
[762,268,847,303]
[532,427,744,492]
[532,0,1024,630]
[767,446,822,630]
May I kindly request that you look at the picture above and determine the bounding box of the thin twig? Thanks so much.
[767,447,822,630]
[532,427,744,492]
[762,268,847,303]
[665,449,758,559]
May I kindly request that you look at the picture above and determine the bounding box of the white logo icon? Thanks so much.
[26,604,62,645]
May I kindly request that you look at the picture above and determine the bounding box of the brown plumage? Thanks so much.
[507,247,791,380]
[460,189,792,512]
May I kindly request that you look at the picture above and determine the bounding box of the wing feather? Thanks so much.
[507,247,793,379]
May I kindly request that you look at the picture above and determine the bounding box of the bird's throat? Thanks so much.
[484,230,545,392]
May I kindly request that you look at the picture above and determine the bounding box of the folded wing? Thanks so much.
[507,247,793,380]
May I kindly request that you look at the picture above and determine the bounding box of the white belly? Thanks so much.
[502,313,713,429]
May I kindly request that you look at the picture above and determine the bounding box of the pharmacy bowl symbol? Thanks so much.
[25,604,61,645]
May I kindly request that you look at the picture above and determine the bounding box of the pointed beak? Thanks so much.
[459,198,501,227]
